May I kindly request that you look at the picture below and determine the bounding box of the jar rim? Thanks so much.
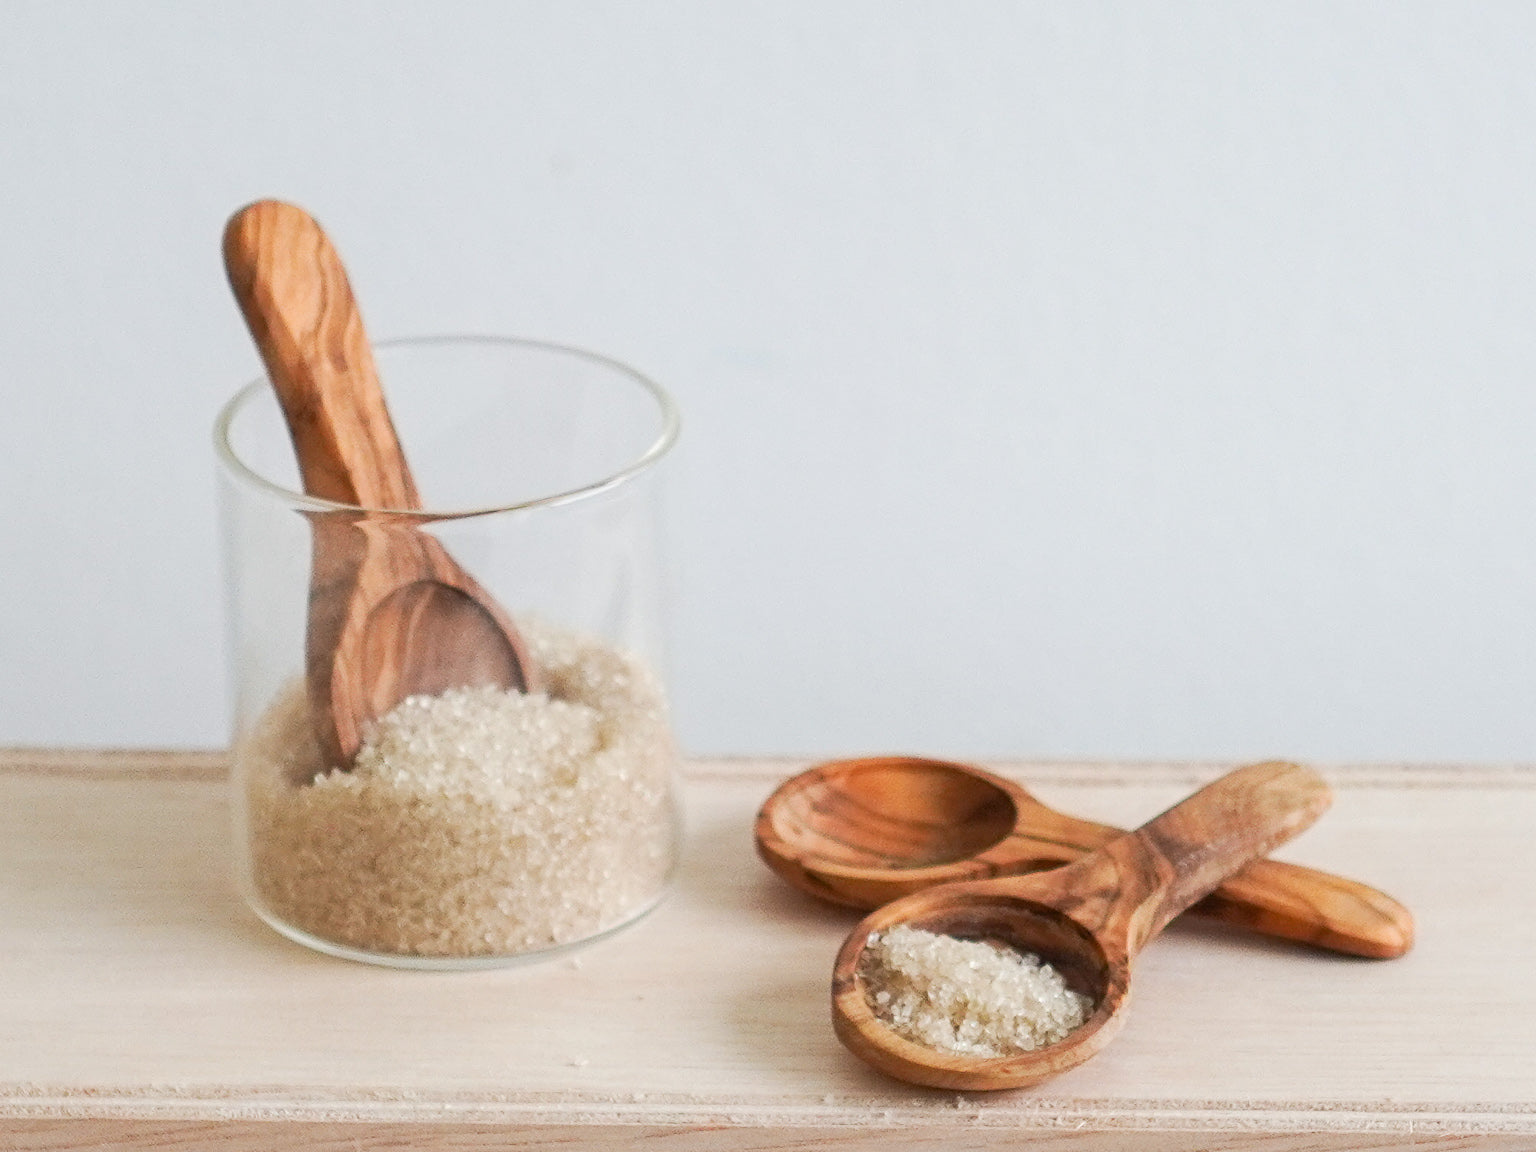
[213,334,680,519]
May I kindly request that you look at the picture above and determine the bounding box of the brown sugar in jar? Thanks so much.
[236,619,679,963]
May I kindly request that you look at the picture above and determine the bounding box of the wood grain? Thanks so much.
[223,200,538,770]
[757,755,1413,958]
[0,750,1531,1150]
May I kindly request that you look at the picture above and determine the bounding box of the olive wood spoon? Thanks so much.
[223,199,539,773]
[758,756,1411,959]
[831,759,1332,1090]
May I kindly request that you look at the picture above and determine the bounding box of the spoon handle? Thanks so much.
[992,794,1414,959]
[1075,760,1333,958]
[223,200,419,511]
[1187,855,1413,959]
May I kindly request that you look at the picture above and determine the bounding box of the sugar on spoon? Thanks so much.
[758,755,1412,959]
[223,199,540,773]
[831,759,1333,1090]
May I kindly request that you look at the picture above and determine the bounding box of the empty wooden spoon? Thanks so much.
[757,756,1412,959]
[223,199,539,773]
[831,759,1332,1090]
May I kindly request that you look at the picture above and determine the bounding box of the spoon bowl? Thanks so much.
[765,756,1018,871]
[830,761,1332,1090]
[759,756,1413,959]
[834,887,1124,1089]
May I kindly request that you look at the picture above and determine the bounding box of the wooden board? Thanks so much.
[0,748,1532,1150]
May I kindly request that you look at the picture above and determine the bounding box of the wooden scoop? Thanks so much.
[223,199,539,772]
[831,760,1332,1090]
[756,756,1412,959]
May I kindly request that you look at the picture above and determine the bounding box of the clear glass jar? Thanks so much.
[214,336,681,968]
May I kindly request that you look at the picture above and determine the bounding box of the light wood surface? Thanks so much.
[0,748,1532,1150]
[758,755,1414,957]
[829,762,1333,1090]
[222,200,538,771]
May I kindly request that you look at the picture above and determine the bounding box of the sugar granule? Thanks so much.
[236,618,677,958]
[858,925,1092,1057]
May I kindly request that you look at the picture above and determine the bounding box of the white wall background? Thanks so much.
[3,2,1535,762]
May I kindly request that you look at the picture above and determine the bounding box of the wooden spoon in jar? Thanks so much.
[757,756,1412,959]
[223,199,539,773]
[831,760,1332,1090]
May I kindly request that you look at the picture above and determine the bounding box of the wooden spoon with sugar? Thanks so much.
[223,199,539,774]
[832,760,1333,1089]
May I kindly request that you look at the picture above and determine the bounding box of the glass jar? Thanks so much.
[214,336,681,968]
